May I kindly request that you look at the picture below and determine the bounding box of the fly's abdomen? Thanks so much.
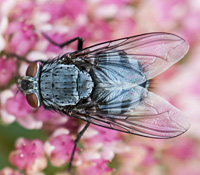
[90,51,147,114]
[40,63,94,108]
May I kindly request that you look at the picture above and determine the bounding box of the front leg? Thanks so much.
[42,32,83,51]
[1,51,32,63]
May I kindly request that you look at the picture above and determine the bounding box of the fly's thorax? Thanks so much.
[40,62,94,109]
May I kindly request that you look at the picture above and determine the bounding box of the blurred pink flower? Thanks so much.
[44,128,78,167]
[88,125,120,143]
[79,125,128,168]
[6,21,37,55]
[187,74,200,95]
[0,57,17,87]
[0,167,24,175]
[0,0,6,6]
[173,167,200,175]
[112,17,137,38]
[0,89,16,124]
[120,173,136,175]
[81,125,120,161]
[81,159,112,175]
[156,0,187,21]
[141,146,157,166]
[40,0,87,22]
[90,0,129,19]
[35,107,66,123]
[4,89,43,129]
[116,139,150,173]
[5,91,32,118]
[166,138,196,160]
[181,11,200,45]
[100,0,130,6]
[9,138,47,175]
[10,1,36,21]
[136,0,189,33]
[86,20,113,43]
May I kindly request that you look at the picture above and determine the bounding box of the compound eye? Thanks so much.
[26,62,37,77]
[26,93,38,108]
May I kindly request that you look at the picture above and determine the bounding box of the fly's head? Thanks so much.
[18,62,41,108]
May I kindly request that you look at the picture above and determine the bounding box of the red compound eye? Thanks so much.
[26,93,38,108]
[26,62,37,77]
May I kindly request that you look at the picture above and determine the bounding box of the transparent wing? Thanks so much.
[63,32,190,138]
[71,32,189,80]
[70,87,190,138]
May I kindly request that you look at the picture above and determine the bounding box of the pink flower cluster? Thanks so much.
[0,167,24,175]
[0,0,200,175]
[44,128,78,167]
[6,21,38,55]
[9,138,47,174]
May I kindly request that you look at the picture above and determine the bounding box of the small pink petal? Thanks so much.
[0,58,17,87]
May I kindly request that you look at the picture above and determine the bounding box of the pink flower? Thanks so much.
[44,128,78,167]
[173,167,200,175]
[166,138,196,160]
[3,88,43,129]
[10,1,36,21]
[35,107,68,132]
[86,20,113,43]
[6,21,38,55]
[181,11,200,46]
[115,139,149,173]
[0,89,16,124]
[99,0,130,6]
[0,57,17,87]
[156,0,187,22]
[9,138,47,175]
[80,125,120,161]
[120,173,136,175]
[0,167,24,175]
[112,17,137,38]
[89,0,131,19]
[35,107,65,122]
[80,125,128,164]
[5,91,32,118]
[40,0,87,22]
[141,146,157,166]
[81,159,112,175]
[88,125,120,143]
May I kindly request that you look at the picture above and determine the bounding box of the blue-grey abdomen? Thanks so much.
[90,51,147,114]
[40,63,94,108]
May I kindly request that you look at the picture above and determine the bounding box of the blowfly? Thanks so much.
[17,32,190,170]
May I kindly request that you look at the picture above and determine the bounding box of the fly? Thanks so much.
[17,32,190,170]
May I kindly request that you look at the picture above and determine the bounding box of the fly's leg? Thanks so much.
[42,32,83,51]
[68,122,90,171]
[1,51,32,63]
[1,51,46,64]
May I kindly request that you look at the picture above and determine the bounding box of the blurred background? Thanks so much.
[0,0,200,174]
